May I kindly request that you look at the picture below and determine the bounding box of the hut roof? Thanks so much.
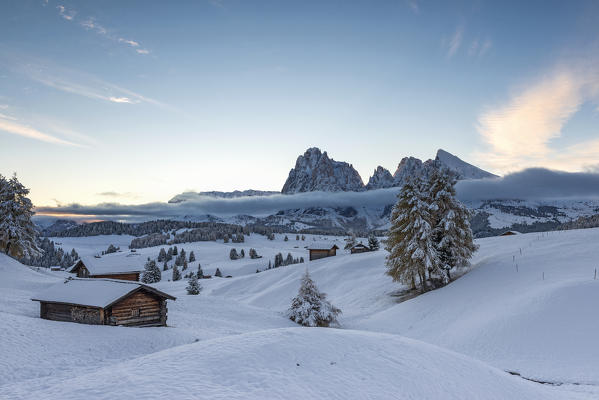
[69,253,146,275]
[31,278,175,308]
[307,242,340,250]
[351,242,370,249]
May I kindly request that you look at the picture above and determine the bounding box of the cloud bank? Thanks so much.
[36,168,599,221]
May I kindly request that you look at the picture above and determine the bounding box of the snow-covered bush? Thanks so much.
[287,269,341,327]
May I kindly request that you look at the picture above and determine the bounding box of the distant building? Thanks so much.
[350,243,371,254]
[69,254,145,281]
[307,243,339,261]
[32,278,176,327]
[499,230,521,236]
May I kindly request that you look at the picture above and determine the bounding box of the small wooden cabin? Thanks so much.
[69,254,145,281]
[350,243,371,254]
[307,243,339,261]
[32,279,176,327]
[499,230,521,236]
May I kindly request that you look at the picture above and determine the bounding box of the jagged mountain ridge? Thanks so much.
[282,148,497,193]
[169,190,279,203]
[281,148,365,194]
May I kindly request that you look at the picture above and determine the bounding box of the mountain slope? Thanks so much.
[436,149,498,179]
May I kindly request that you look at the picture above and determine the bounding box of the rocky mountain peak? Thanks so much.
[366,166,394,189]
[281,148,365,194]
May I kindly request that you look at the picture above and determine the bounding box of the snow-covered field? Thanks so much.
[1,230,599,399]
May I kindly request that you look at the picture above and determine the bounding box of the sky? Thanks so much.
[1,0,599,208]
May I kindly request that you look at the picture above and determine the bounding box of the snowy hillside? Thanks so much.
[2,229,599,398]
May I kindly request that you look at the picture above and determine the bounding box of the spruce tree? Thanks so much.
[428,169,478,283]
[158,248,167,262]
[284,235,289,241]
[229,248,239,260]
[368,234,380,251]
[240,249,245,258]
[0,174,41,259]
[215,268,222,277]
[197,263,204,279]
[385,177,438,292]
[186,274,201,295]
[172,265,181,281]
[287,269,341,327]
[141,258,161,283]
[163,261,168,271]
[189,251,196,262]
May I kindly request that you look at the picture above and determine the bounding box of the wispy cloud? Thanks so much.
[474,65,599,173]
[446,25,464,58]
[1,52,166,107]
[109,96,135,104]
[469,38,492,58]
[52,5,150,55]
[56,5,76,21]
[0,115,83,147]
[118,38,139,47]
[97,191,139,199]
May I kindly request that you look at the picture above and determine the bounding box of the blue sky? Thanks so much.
[1,0,599,206]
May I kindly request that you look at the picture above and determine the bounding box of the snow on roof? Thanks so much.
[307,242,340,250]
[31,278,175,308]
[70,253,146,275]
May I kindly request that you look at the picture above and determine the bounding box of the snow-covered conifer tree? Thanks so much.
[0,174,41,259]
[189,251,196,262]
[229,248,239,260]
[284,235,289,241]
[163,261,168,271]
[368,234,380,251]
[214,267,222,277]
[287,269,341,327]
[172,265,181,281]
[197,263,204,279]
[158,248,167,262]
[141,258,161,283]
[240,249,245,258]
[385,176,438,292]
[186,274,201,295]
[428,168,478,283]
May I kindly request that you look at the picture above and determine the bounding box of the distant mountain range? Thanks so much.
[281,147,497,194]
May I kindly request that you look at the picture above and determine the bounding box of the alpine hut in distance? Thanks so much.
[70,253,145,281]
[32,278,176,327]
[307,242,339,261]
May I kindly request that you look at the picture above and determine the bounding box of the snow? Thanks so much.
[2,229,599,398]
[31,278,172,308]
[71,253,146,275]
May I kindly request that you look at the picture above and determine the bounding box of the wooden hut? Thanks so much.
[32,278,176,327]
[350,243,371,254]
[307,243,339,261]
[499,230,521,236]
[69,254,145,281]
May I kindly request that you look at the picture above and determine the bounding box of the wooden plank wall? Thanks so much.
[92,273,140,281]
[108,291,165,326]
[41,303,102,324]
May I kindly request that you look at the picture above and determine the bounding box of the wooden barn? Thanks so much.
[69,254,145,281]
[32,278,176,327]
[307,243,339,261]
[350,243,371,254]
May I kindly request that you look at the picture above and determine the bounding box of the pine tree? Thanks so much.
[240,249,245,258]
[197,263,204,279]
[173,246,178,256]
[163,261,168,271]
[172,265,181,281]
[215,268,222,277]
[385,177,438,292]
[284,235,289,241]
[0,174,41,259]
[268,260,272,269]
[223,234,230,243]
[183,259,188,271]
[158,248,167,262]
[189,251,196,262]
[141,258,161,283]
[249,248,260,259]
[428,168,478,283]
[301,235,305,241]
[287,269,341,327]
[274,253,283,268]
[285,253,294,266]
[186,274,201,295]
[368,234,380,251]
[296,235,300,240]
[229,248,239,260]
